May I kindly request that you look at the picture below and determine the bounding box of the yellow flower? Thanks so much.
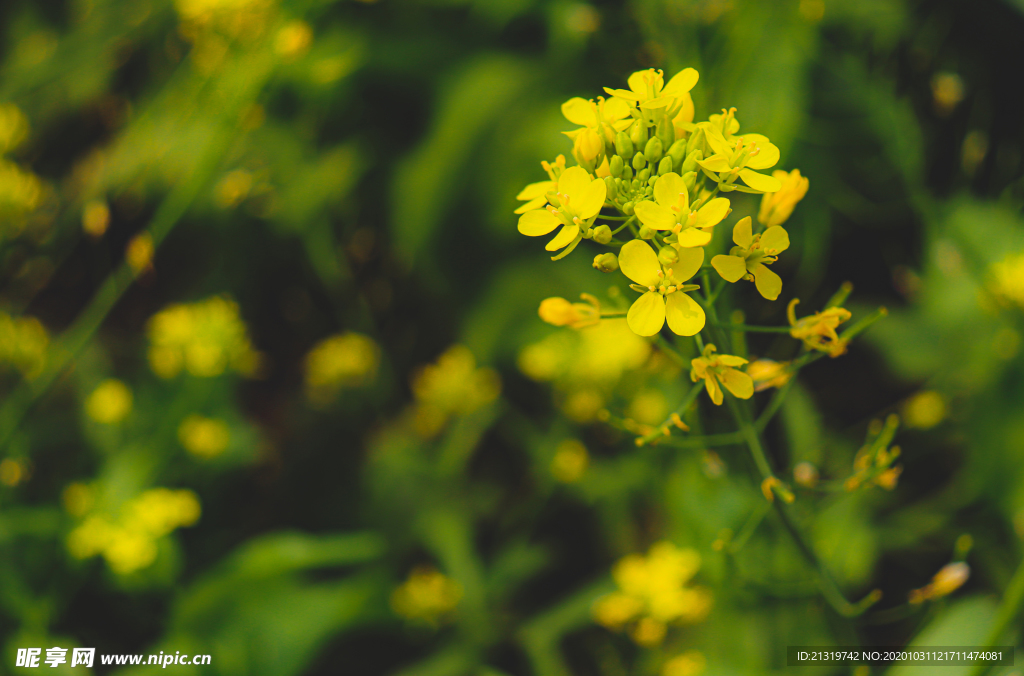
[663,651,707,676]
[902,390,946,430]
[411,345,500,437]
[787,299,851,357]
[517,166,606,256]
[746,359,791,392]
[633,172,730,248]
[0,311,48,379]
[178,414,231,458]
[592,541,712,646]
[304,332,380,403]
[710,217,790,300]
[146,296,258,378]
[844,415,902,492]
[696,125,782,193]
[758,169,809,227]
[908,562,969,604]
[0,103,29,154]
[551,439,588,483]
[514,155,566,215]
[619,240,705,337]
[85,379,133,424]
[990,251,1024,308]
[390,566,463,625]
[603,68,699,115]
[690,344,753,406]
[561,96,632,166]
[537,295,600,329]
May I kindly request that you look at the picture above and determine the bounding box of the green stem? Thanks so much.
[655,335,689,369]
[639,381,703,445]
[655,431,744,449]
[712,323,793,334]
[968,554,1024,676]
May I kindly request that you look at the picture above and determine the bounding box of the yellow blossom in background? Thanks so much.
[274,20,312,58]
[67,488,200,575]
[62,483,94,517]
[0,103,29,154]
[85,379,133,424]
[663,651,707,676]
[304,332,380,404]
[214,169,253,208]
[0,458,26,486]
[902,390,947,429]
[593,541,712,646]
[619,239,705,337]
[126,233,154,275]
[178,414,231,458]
[990,251,1024,308]
[82,199,110,238]
[0,158,44,226]
[146,296,259,378]
[787,299,851,357]
[628,389,668,425]
[908,562,970,604]
[537,294,600,329]
[758,169,809,227]
[390,566,462,625]
[411,345,500,437]
[690,344,753,405]
[711,217,789,300]
[746,359,791,392]
[518,319,650,385]
[551,439,589,482]
[0,311,48,379]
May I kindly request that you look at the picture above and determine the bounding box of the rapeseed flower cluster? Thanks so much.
[844,415,902,492]
[303,331,380,405]
[390,566,463,626]
[0,104,45,238]
[146,295,259,378]
[178,414,231,458]
[85,379,133,424]
[67,488,200,575]
[0,310,49,379]
[410,345,500,437]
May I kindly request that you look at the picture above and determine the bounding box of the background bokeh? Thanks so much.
[1,0,1024,674]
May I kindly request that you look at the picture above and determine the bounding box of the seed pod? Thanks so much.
[593,252,619,272]
[644,136,663,164]
[615,131,634,159]
[592,225,613,245]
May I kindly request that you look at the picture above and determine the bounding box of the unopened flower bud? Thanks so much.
[604,176,617,199]
[622,201,635,215]
[644,136,663,164]
[609,154,623,178]
[545,191,561,208]
[681,149,703,174]
[637,167,651,183]
[682,170,697,193]
[656,115,674,149]
[629,119,648,148]
[658,246,678,266]
[621,165,633,181]
[632,152,647,171]
[639,225,655,240]
[593,252,618,272]
[592,225,612,244]
[657,157,673,176]
[685,126,705,156]
[614,131,634,159]
[667,139,687,171]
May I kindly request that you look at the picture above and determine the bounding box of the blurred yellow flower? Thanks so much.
[619,239,705,337]
[551,439,589,483]
[711,217,789,301]
[787,299,851,357]
[304,332,380,404]
[411,345,500,437]
[0,458,26,487]
[593,541,712,646]
[746,359,791,392]
[902,390,946,430]
[0,311,48,379]
[82,199,110,238]
[0,158,44,225]
[663,651,707,676]
[390,566,462,625]
[758,169,808,227]
[0,103,29,154]
[214,169,253,208]
[990,251,1024,308]
[274,20,313,58]
[85,379,133,424]
[909,562,970,604]
[126,233,154,275]
[518,318,650,385]
[178,414,231,458]
[62,483,94,517]
[147,296,258,378]
[690,344,753,406]
[537,295,600,329]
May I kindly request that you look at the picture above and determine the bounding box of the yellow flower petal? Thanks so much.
[694,197,730,228]
[640,96,673,110]
[516,180,553,201]
[670,245,704,281]
[545,224,580,251]
[752,263,783,300]
[514,196,547,214]
[518,209,560,236]
[663,68,698,96]
[603,87,639,101]
[732,216,753,248]
[561,97,595,126]
[557,166,592,200]
[720,369,754,400]
[676,228,712,247]
[740,134,779,170]
[673,92,695,127]
[704,374,723,405]
[619,240,661,286]
[653,172,687,210]
[603,97,631,121]
[711,254,747,283]
[627,69,660,96]
[665,292,705,336]
[738,168,783,193]
[634,200,676,230]
[577,178,607,219]
[700,124,733,156]
[717,354,748,367]
[759,226,790,254]
[697,155,733,173]
[627,291,666,336]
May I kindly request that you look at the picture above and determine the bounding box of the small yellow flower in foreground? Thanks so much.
[593,541,712,647]
[787,299,851,357]
[663,650,707,676]
[758,169,809,227]
[390,566,462,625]
[633,172,730,248]
[990,251,1024,308]
[697,125,782,193]
[908,562,970,604]
[178,414,231,458]
[690,344,753,406]
[304,332,380,403]
[746,359,791,392]
[514,155,566,214]
[411,345,500,436]
[147,296,258,378]
[551,439,588,483]
[619,239,705,337]
[902,390,947,430]
[518,166,606,255]
[711,217,789,300]
[85,379,133,424]
[537,295,600,329]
